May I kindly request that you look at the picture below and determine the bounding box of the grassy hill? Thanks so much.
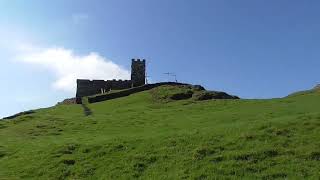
[1,85,320,179]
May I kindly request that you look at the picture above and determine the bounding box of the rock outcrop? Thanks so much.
[192,91,239,101]
[57,98,77,105]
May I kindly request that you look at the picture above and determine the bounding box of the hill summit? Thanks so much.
[1,84,320,179]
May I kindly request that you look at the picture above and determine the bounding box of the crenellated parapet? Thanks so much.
[76,79,132,103]
[131,59,146,87]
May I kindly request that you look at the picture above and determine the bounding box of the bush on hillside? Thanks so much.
[170,90,194,100]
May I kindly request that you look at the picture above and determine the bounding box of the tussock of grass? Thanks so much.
[0,147,6,159]
[1,85,320,179]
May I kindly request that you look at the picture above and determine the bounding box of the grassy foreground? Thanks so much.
[1,85,320,179]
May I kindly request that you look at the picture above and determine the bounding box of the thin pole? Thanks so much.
[164,72,172,82]
[172,74,177,82]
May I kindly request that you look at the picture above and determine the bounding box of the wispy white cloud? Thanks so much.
[72,13,89,24]
[17,46,130,93]
[1,22,130,94]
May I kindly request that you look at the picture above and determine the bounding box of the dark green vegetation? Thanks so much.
[1,85,320,179]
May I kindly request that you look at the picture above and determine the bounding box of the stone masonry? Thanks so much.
[76,59,146,103]
[131,59,146,87]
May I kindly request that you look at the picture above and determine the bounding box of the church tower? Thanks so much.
[131,59,146,87]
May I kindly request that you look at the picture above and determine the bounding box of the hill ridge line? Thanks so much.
[85,82,190,104]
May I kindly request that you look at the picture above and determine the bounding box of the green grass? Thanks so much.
[1,85,320,179]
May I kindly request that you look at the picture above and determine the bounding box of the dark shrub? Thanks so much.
[63,159,76,165]
[170,90,193,100]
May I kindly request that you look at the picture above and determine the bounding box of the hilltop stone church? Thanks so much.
[76,59,146,103]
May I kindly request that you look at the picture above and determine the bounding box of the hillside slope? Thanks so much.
[1,85,320,179]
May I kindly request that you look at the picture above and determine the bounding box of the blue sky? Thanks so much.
[1,0,320,118]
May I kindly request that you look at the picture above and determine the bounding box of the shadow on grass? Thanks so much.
[81,104,92,116]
